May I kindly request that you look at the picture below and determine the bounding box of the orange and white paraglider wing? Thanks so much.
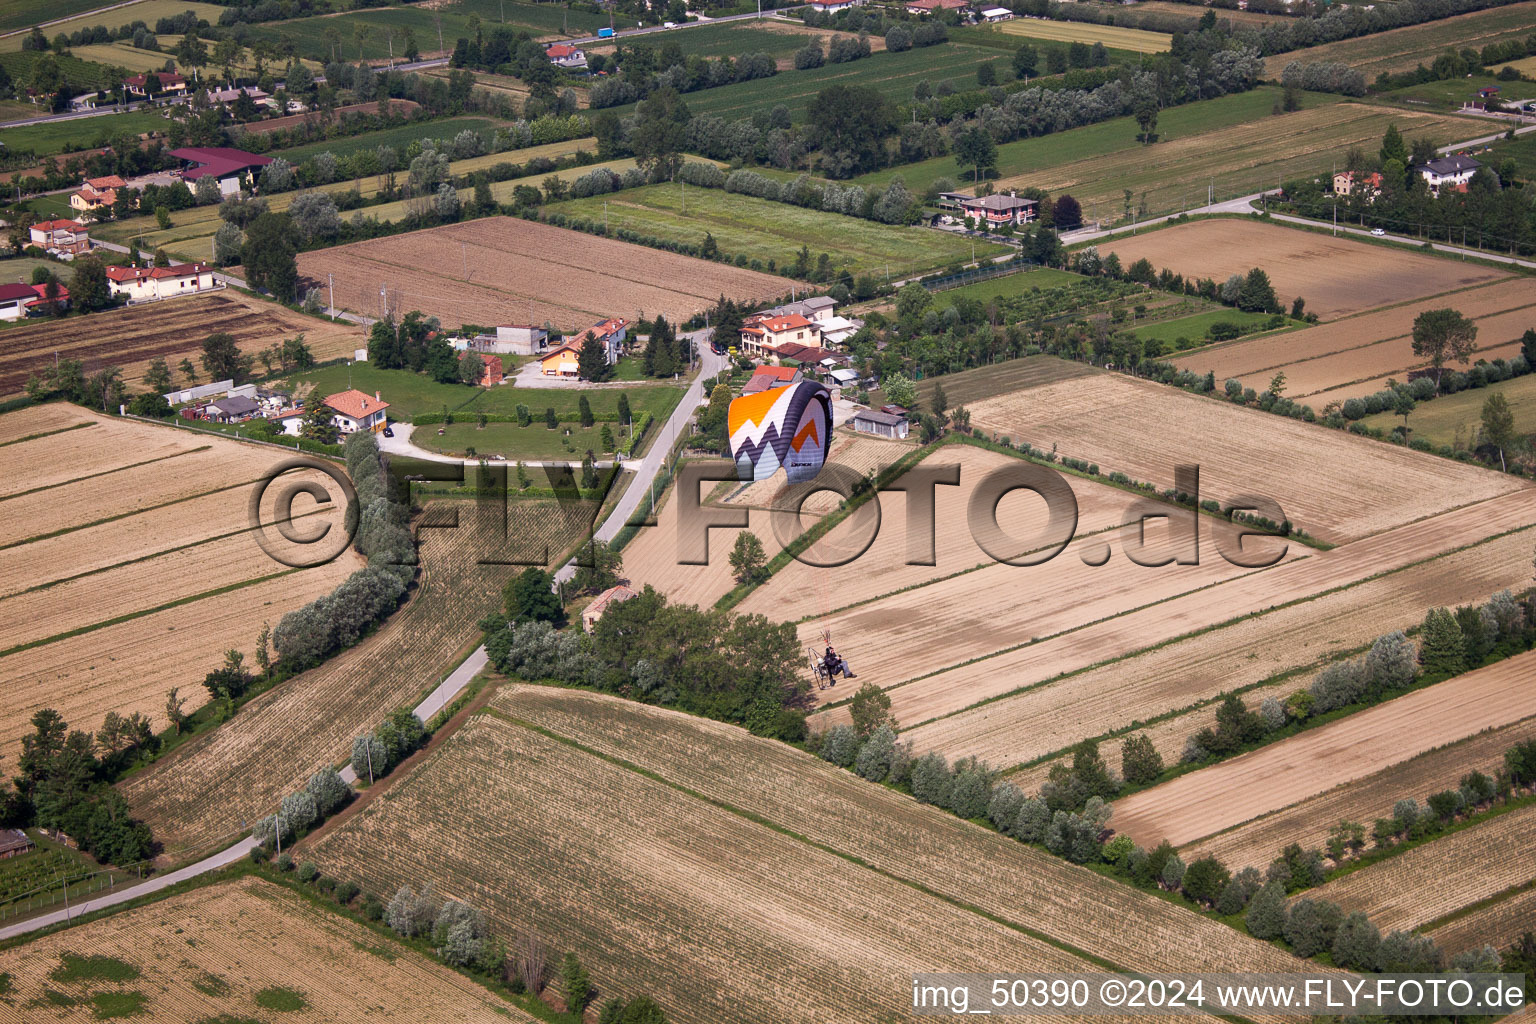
[728,380,833,484]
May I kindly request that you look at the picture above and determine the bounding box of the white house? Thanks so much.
[809,0,860,11]
[28,219,91,255]
[570,317,629,364]
[323,389,390,433]
[739,313,821,359]
[0,283,36,321]
[105,262,217,302]
[1413,155,1484,196]
[980,6,1014,20]
[545,43,587,69]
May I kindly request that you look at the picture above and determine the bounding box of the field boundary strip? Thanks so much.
[0,446,210,503]
[477,705,1221,986]
[0,477,269,551]
[0,567,305,658]
[0,421,93,448]
[892,518,1536,733]
[0,505,335,601]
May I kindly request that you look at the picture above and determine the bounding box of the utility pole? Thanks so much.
[366,740,374,784]
[328,272,334,320]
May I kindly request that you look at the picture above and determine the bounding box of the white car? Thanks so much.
[1370,228,1386,236]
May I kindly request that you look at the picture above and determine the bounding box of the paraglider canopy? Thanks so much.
[727,379,832,484]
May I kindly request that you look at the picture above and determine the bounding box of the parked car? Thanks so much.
[1370,228,1386,236]
[382,425,394,437]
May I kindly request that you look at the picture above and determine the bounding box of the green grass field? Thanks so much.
[857,85,1308,195]
[608,42,1003,124]
[279,362,685,425]
[1370,73,1506,111]
[594,20,832,60]
[1361,372,1536,447]
[0,0,224,41]
[0,257,73,288]
[1261,1,1536,77]
[1124,308,1290,346]
[0,104,168,156]
[416,419,616,459]
[929,266,1084,308]
[555,183,1004,278]
[237,0,609,65]
[274,117,507,163]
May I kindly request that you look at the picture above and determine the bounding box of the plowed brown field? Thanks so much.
[1185,717,1536,871]
[0,877,530,1022]
[1428,885,1536,954]
[1303,803,1536,933]
[1100,220,1506,320]
[964,369,1525,544]
[296,216,792,332]
[0,290,362,397]
[1109,652,1536,849]
[908,525,1536,775]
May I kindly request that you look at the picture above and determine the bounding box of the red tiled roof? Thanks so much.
[750,365,799,381]
[743,313,815,336]
[586,584,637,619]
[546,44,580,57]
[541,343,581,361]
[86,175,125,188]
[124,72,186,88]
[323,389,389,420]
[107,263,209,282]
[908,0,969,9]
[32,219,84,232]
[25,283,68,304]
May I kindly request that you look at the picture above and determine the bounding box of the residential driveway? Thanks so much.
[376,422,631,468]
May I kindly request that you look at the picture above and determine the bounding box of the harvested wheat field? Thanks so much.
[123,500,592,859]
[799,511,1293,700]
[1170,277,1536,395]
[1428,884,1536,955]
[737,443,1195,623]
[1186,717,1536,871]
[0,290,362,397]
[1261,1,1536,77]
[309,711,1131,1024]
[1101,220,1506,321]
[1109,651,1536,849]
[0,407,361,763]
[1304,802,1536,934]
[964,368,1525,544]
[907,525,1536,776]
[489,687,1315,986]
[0,876,530,1022]
[297,216,792,332]
[834,488,1536,736]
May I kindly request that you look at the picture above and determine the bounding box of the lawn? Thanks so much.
[929,266,1084,308]
[415,419,616,459]
[1370,74,1507,111]
[0,0,224,42]
[555,183,1005,279]
[0,106,169,156]
[607,42,1004,124]
[274,117,507,163]
[593,20,836,60]
[278,362,686,425]
[985,17,1172,53]
[0,256,74,287]
[1361,372,1536,448]
[857,85,1310,194]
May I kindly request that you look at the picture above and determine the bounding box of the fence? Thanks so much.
[921,258,1041,294]
[0,862,150,923]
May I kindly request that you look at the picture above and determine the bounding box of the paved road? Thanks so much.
[0,837,258,941]
[378,420,634,469]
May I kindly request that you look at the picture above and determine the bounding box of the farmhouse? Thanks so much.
[1331,170,1383,197]
[957,193,1038,227]
[123,71,187,98]
[1413,155,1483,196]
[205,396,261,423]
[743,365,802,394]
[28,219,91,256]
[570,317,629,364]
[324,389,390,433]
[539,344,582,378]
[760,295,837,325]
[906,0,969,14]
[582,584,637,632]
[477,354,505,387]
[851,408,909,439]
[487,324,550,355]
[206,85,271,106]
[169,146,274,197]
[0,830,34,860]
[70,175,125,215]
[105,263,217,302]
[545,43,588,69]
[740,313,821,359]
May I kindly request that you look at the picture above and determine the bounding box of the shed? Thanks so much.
[0,830,34,860]
[207,395,260,422]
[852,409,910,439]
